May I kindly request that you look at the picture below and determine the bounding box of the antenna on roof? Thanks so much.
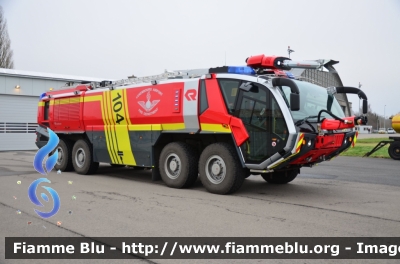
[225,51,226,66]
[288,46,295,58]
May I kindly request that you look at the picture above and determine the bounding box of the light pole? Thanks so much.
[384,105,386,131]
[288,46,294,58]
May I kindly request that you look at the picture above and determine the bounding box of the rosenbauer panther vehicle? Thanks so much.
[35,55,368,194]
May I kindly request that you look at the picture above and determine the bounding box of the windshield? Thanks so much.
[278,80,345,122]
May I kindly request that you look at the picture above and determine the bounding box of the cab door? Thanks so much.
[228,82,288,164]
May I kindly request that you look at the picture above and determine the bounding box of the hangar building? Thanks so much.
[0,69,104,151]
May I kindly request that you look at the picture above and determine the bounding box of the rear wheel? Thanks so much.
[72,139,99,175]
[159,142,198,188]
[388,142,400,160]
[261,169,299,184]
[54,139,74,172]
[199,142,245,194]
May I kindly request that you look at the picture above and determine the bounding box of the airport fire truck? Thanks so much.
[35,55,368,194]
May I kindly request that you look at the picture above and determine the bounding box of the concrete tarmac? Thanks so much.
[0,151,399,264]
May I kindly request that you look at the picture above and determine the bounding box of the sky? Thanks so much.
[1,0,400,117]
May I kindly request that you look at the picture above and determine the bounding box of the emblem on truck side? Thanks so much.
[136,88,163,116]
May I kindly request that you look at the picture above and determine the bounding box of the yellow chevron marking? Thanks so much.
[122,89,132,126]
[109,89,136,165]
[100,92,116,164]
[105,91,120,164]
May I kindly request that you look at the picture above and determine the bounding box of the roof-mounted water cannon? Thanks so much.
[246,54,323,71]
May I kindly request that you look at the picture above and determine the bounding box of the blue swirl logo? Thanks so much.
[33,128,59,175]
[30,128,60,218]
[28,178,60,218]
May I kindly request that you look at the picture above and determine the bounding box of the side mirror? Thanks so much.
[363,100,368,114]
[290,93,300,111]
[272,77,300,111]
[239,82,253,92]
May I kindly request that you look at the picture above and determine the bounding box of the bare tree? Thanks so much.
[0,6,14,69]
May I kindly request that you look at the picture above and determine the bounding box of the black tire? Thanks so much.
[159,142,198,188]
[199,142,245,194]
[261,169,299,184]
[54,139,74,172]
[72,139,99,175]
[388,142,400,160]
[244,168,251,179]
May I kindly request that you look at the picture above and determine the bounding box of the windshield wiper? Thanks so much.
[295,115,318,133]
[295,115,318,126]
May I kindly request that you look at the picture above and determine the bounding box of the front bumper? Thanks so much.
[35,125,49,149]
[271,131,357,170]
[35,140,47,149]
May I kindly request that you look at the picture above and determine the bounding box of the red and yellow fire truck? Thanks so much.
[36,55,368,194]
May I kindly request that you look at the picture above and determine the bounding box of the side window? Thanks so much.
[44,101,49,120]
[218,79,240,113]
[199,80,208,114]
[238,98,255,124]
[271,97,288,139]
[237,84,268,129]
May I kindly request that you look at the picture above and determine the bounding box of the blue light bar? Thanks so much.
[39,92,47,100]
[227,66,256,75]
[285,71,295,79]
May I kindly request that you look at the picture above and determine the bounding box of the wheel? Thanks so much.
[261,169,299,184]
[54,139,74,172]
[159,142,198,188]
[388,142,400,160]
[72,139,99,175]
[199,142,245,194]
[110,164,125,167]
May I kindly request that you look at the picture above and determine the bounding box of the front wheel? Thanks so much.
[199,143,245,194]
[72,139,99,175]
[388,142,400,160]
[261,169,300,184]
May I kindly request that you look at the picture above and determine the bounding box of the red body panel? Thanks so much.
[199,78,249,145]
[124,83,185,125]
[314,134,345,149]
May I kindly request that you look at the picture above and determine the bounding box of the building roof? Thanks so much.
[0,68,112,82]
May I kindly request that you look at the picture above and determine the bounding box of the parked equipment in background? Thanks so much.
[365,114,400,160]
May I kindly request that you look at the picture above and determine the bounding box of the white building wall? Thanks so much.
[0,69,107,151]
